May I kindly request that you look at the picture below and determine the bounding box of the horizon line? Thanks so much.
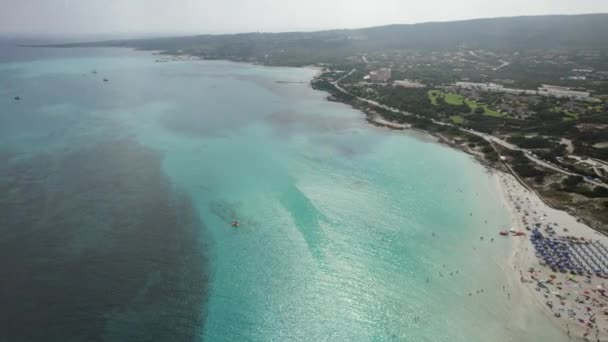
[1,12,607,40]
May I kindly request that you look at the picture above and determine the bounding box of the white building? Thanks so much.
[537,85,590,99]
[368,68,392,83]
[454,82,590,99]
[455,82,505,91]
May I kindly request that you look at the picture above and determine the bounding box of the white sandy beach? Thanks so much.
[495,171,608,341]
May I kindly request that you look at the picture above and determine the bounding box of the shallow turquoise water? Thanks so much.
[0,47,568,341]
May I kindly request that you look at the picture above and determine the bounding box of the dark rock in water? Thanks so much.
[0,140,209,341]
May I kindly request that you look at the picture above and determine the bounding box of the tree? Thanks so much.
[562,175,583,188]
[592,187,608,198]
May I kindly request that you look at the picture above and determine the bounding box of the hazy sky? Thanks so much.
[2,0,608,36]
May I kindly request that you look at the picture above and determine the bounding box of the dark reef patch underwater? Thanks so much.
[0,139,209,342]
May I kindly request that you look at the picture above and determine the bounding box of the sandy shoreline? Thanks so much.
[495,170,608,341]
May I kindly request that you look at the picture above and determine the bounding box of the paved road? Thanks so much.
[330,70,608,189]
[468,50,485,60]
[493,60,510,71]
[334,69,355,84]
[466,130,607,188]
[333,69,406,114]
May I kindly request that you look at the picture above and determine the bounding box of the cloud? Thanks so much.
[1,0,607,36]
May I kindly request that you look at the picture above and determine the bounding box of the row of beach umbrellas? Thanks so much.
[531,229,608,276]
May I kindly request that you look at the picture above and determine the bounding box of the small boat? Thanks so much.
[499,230,509,236]
[14,96,20,100]
[231,220,240,228]
[92,70,97,74]
[103,78,109,82]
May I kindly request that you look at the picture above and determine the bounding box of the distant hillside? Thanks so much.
[46,14,608,66]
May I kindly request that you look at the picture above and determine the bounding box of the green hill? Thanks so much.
[44,13,608,66]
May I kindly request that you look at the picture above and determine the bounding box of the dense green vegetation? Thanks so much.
[450,115,465,124]
[428,90,464,106]
[346,86,437,117]
[507,136,554,149]
[428,90,503,117]
[560,175,608,198]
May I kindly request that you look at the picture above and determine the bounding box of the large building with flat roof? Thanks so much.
[368,68,392,83]
[454,82,591,99]
[538,85,590,99]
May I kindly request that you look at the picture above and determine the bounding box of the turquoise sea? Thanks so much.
[0,45,569,341]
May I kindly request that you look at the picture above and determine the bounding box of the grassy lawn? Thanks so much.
[463,98,504,117]
[428,90,505,117]
[588,105,603,112]
[550,106,580,121]
[428,90,465,105]
[428,90,440,105]
[444,93,465,105]
[550,106,579,121]
[450,115,465,124]
[563,111,579,121]
[479,105,504,117]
